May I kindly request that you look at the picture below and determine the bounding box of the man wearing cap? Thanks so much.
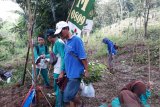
[47,29,65,107]
[54,21,89,107]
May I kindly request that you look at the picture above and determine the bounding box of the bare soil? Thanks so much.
[0,45,160,107]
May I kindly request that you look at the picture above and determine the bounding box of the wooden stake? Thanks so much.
[39,87,52,107]
[147,44,151,82]
[22,45,30,85]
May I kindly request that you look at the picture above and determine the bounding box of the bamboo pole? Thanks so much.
[39,88,52,107]
[147,44,151,82]
[22,45,30,85]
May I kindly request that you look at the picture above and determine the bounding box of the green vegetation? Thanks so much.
[0,0,160,87]
[83,61,107,84]
[0,20,28,87]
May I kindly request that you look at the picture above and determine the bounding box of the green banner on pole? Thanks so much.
[68,0,95,36]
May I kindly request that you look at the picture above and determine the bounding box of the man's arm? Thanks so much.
[58,42,65,72]
[81,59,89,77]
[75,37,89,77]
[57,42,65,78]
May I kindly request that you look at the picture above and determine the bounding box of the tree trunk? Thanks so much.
[22,45,30,85]
[27,0,37,103]
[159,38,160,71]
[134,17,137,35]
[118,0,123,21]
[140,16,142,30]
[144,21,148,38]
[144,0,150,38]
[50,0,56,22]
[127,24,129,40]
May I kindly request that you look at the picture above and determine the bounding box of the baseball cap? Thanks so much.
[46,29,55,36]
[54,21,69,35]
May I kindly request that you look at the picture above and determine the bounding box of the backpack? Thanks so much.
[50,52,58,66]
[0,68,12,80]
[35,45,49,55]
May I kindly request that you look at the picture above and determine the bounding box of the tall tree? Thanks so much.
[50,0,56,22]
[15,0,73,36]
[143,0,151,38]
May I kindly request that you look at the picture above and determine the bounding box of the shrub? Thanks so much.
[83,61,107,84]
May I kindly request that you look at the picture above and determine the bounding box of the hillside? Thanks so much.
[0,0,22,23]
[102,8,160,36]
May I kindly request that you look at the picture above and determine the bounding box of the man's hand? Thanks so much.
[40,54,45,59]
[147,81,154,90]
[84,70,89,78]
[45,58,49,63]
[58,72,64,78]
[37,63,40,67]
[49,65,53,71]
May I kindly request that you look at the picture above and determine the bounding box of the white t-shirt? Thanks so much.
[53,54,61,74]
[35,58,50,69]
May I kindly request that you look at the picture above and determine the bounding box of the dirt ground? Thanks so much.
[0,45,160,107]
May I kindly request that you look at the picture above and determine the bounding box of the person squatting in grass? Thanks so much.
[54,21,89,107]
[47,29,65,107]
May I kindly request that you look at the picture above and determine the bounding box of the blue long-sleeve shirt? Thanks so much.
[102,38,117,55]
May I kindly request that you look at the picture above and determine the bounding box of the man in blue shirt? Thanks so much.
[54,21,89,107]
[102,38,117,71]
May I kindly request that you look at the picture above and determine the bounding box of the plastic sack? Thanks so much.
[81,82,95,98]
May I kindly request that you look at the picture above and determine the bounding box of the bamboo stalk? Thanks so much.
[147,44,151,82]
[39,88,52,107]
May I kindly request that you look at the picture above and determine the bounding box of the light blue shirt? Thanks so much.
[103,38,117,55]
